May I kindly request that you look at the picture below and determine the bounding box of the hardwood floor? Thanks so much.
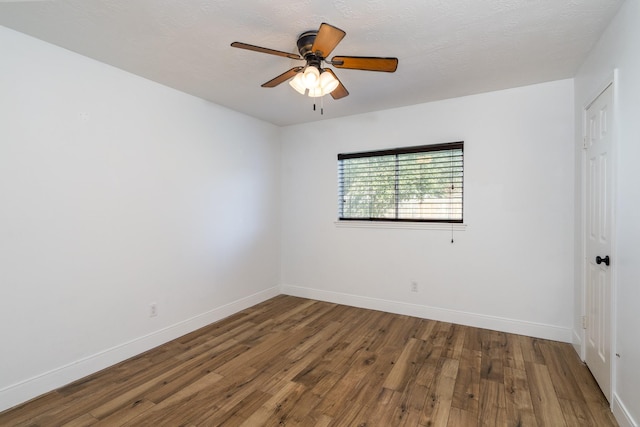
[0,296,617,426]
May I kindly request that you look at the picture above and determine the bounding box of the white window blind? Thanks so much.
[338,142,464,223]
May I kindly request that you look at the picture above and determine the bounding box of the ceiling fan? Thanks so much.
[231,23,398,100]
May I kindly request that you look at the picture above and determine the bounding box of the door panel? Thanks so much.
[584,83,613,401]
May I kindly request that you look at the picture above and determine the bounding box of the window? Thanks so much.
[338,142,464,223]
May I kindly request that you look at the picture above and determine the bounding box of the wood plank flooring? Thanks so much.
[0,296,617,426]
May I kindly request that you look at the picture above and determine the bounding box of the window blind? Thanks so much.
[338,142,464,223]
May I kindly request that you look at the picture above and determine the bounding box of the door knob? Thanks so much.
[596,255,610,266]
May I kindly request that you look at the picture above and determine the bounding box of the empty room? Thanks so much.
[1,0,638,426]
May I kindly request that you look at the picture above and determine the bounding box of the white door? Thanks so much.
[585,83,613,401]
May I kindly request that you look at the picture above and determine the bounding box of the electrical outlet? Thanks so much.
[149,302,158,317]
[411,281,418,292]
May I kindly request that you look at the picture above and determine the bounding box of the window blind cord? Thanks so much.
[450,190,454,243]
[450,154,454,243]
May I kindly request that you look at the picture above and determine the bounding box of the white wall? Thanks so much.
[574,0,640,425]
[280,79,575,342]
[0,26,281,411]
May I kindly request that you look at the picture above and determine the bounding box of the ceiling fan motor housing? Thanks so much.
[297,30,322,68]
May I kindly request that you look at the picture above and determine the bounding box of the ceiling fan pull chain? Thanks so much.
[321,95,324,115]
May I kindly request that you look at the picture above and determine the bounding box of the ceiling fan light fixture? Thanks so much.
[289,72,306,95]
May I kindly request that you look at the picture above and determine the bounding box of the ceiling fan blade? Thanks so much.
[311,23,346,58]
[325,69,349,100]
[331,56,398,72]
[231,42,302,60]
[261,67,304,88]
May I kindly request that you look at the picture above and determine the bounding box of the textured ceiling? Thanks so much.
[0,0,623,126]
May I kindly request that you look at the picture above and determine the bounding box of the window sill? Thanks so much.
[334,220,467,231]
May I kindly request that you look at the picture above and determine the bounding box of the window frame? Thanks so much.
[337,141,464,224]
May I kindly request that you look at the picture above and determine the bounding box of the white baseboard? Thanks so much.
[613,393,638,427]
[0,286,280,413]
[572,329,584,359]
[281,284,573,343]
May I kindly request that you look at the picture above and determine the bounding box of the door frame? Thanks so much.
[580,70,618,404]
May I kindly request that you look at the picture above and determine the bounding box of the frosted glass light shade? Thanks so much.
[308,87,324,98]
[289,73,306,95]
[302,66,320,89]
[319,71,339,94]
